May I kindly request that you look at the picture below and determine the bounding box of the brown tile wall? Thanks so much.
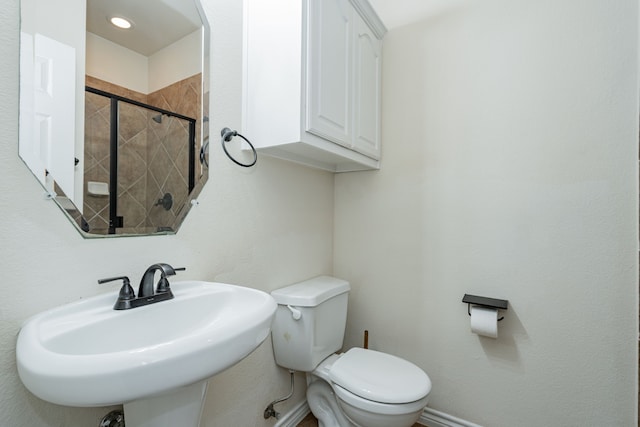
[146,74,202,231]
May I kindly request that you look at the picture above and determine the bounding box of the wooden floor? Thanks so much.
[296,412,424,427]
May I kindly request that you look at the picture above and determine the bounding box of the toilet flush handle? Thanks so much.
[287,305,302,320]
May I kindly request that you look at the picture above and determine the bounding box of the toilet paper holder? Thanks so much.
[462,294,508,321]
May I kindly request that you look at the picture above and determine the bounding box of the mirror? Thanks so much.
[19,0,210,237]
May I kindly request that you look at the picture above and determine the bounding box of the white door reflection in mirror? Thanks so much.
[36,34,77,204]
[20,33,78,206]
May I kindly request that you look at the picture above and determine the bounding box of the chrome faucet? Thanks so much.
[99,263,185,310]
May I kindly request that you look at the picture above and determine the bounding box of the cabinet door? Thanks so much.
[306,0,352,147]
[352,12,382,159]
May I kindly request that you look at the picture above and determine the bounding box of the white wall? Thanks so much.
[86,32,149,93]
[335,0,638,425]
[149,29,203,93]
[87,28,203,94]
[1,0,331,425]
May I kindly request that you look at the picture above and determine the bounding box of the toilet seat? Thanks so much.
[329,348,431,404]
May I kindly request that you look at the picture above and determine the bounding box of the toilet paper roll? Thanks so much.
[470,306,498,338]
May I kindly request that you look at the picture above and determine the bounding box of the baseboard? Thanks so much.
[419,407,483,427]
[273,400,311,427]
[273,401,481,427]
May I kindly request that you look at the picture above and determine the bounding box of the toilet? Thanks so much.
[270,276,432,427]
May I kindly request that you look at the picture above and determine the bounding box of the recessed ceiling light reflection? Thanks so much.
[109,16,133,29]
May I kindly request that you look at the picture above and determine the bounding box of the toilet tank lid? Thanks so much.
[271,276,350,307]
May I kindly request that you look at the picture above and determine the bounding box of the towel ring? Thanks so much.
[220,127,257,168]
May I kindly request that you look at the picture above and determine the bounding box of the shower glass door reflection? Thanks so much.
[84,88,195,235]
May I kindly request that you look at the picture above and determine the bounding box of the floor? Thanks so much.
[296,412,424,427]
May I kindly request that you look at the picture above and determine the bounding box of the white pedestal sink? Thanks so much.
[16,281,277,427]
[123,380,209,427]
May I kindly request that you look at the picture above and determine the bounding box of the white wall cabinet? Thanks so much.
[242,0,386,172]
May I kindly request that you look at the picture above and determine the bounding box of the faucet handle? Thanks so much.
[98,276,136,309]
[156,267,186,293]
[98,276,129,284]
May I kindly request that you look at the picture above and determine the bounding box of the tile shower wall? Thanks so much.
[147,74,202,232]
[83,74,202,234]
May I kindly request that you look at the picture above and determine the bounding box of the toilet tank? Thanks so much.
[270,276,350,371]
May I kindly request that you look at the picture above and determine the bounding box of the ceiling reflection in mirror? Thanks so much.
[19,0,210,237]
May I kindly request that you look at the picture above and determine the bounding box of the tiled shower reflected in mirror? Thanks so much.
[83,75,201,235]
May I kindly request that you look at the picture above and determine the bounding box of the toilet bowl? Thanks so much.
[308,349,431,427]
[307,381,350,427]
[270,276,432,427]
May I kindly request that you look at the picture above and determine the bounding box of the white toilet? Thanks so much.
[271,276,432,427]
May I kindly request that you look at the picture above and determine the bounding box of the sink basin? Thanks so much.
[16,281,277,408]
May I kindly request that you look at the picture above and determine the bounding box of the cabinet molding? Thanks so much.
[349,0,386,39]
